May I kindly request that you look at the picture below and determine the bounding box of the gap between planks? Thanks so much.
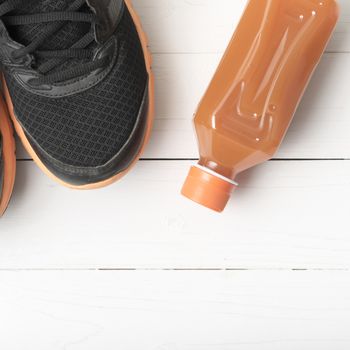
[0,268,349,271]
[15,158,350,162]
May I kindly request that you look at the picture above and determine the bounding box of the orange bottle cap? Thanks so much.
[181,166,236,213]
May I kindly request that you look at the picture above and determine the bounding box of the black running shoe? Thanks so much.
[0,0,153,189]
[0,95,16,216]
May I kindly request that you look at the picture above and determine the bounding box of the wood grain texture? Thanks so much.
[1,270,350,350]
[0,161,349,269]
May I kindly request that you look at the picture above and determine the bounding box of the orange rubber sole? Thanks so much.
[0,95,16,217]
[3,0,154,190]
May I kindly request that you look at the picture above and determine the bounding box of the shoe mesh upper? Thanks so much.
[5,7,148,168]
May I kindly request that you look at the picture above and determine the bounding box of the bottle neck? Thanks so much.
[194,164,239,187]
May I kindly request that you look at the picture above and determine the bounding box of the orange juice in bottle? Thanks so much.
[182,0,339,212]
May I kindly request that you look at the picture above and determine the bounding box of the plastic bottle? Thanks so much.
[181,0,339,212]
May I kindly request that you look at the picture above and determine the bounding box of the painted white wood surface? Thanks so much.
[1,1,350,348]
[1,160,349,269]
[1,270,350,350]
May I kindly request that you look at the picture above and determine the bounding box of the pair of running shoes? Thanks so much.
[0,0,154,216]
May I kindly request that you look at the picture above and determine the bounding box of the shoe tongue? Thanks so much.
[7,0,92,55]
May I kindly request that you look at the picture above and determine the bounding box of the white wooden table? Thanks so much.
[1,1,350,348]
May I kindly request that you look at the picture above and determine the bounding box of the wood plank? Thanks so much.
[0,160,349,269]
[133,0,350,54]
[16,52,350,160]
[0,270,350,350]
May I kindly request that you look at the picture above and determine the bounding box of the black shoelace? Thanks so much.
[0,0,109,84]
